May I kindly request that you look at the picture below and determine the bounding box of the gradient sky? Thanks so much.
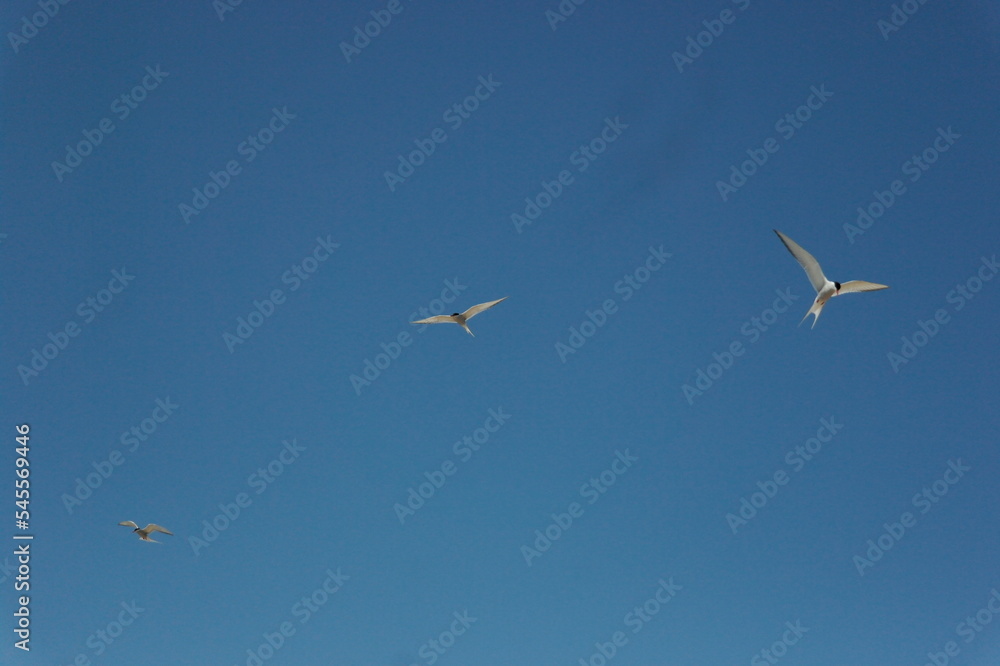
[3,1,1000,664]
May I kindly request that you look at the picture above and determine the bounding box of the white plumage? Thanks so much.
[411,297,508,337]
[119,521,173,543]
[774,230,888,328]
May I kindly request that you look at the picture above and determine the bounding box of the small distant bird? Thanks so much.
[774,230,888,328]
[411,297,508,337]
[119,521,173,543]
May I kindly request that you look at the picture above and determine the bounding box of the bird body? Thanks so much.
[119,521,173,543]
[773,230,888,328]
[411,297,507,336]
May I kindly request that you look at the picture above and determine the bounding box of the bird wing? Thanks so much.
[774,230,827,294]
[411,315,456,325]
[144,524,173,536]
[461,297,508,320]
[118,520,138,529]
[837,280,889,294]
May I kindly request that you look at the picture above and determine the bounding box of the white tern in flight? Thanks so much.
[411,297,508,337]
[119,521,173,543]
[774,230,888,328]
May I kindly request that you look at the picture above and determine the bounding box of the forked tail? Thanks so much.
[799,301,824,329]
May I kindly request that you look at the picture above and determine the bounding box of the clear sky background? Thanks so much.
[2,1,999,664]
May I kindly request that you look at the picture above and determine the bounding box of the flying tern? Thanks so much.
[411,297,508,337]
[119,521,173,543]
[773,230,888,328]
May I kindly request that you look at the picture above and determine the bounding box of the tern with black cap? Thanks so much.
[411,297,508,337]
[774,230,888,328]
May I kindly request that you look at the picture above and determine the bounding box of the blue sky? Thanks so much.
[2,1,999,664]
